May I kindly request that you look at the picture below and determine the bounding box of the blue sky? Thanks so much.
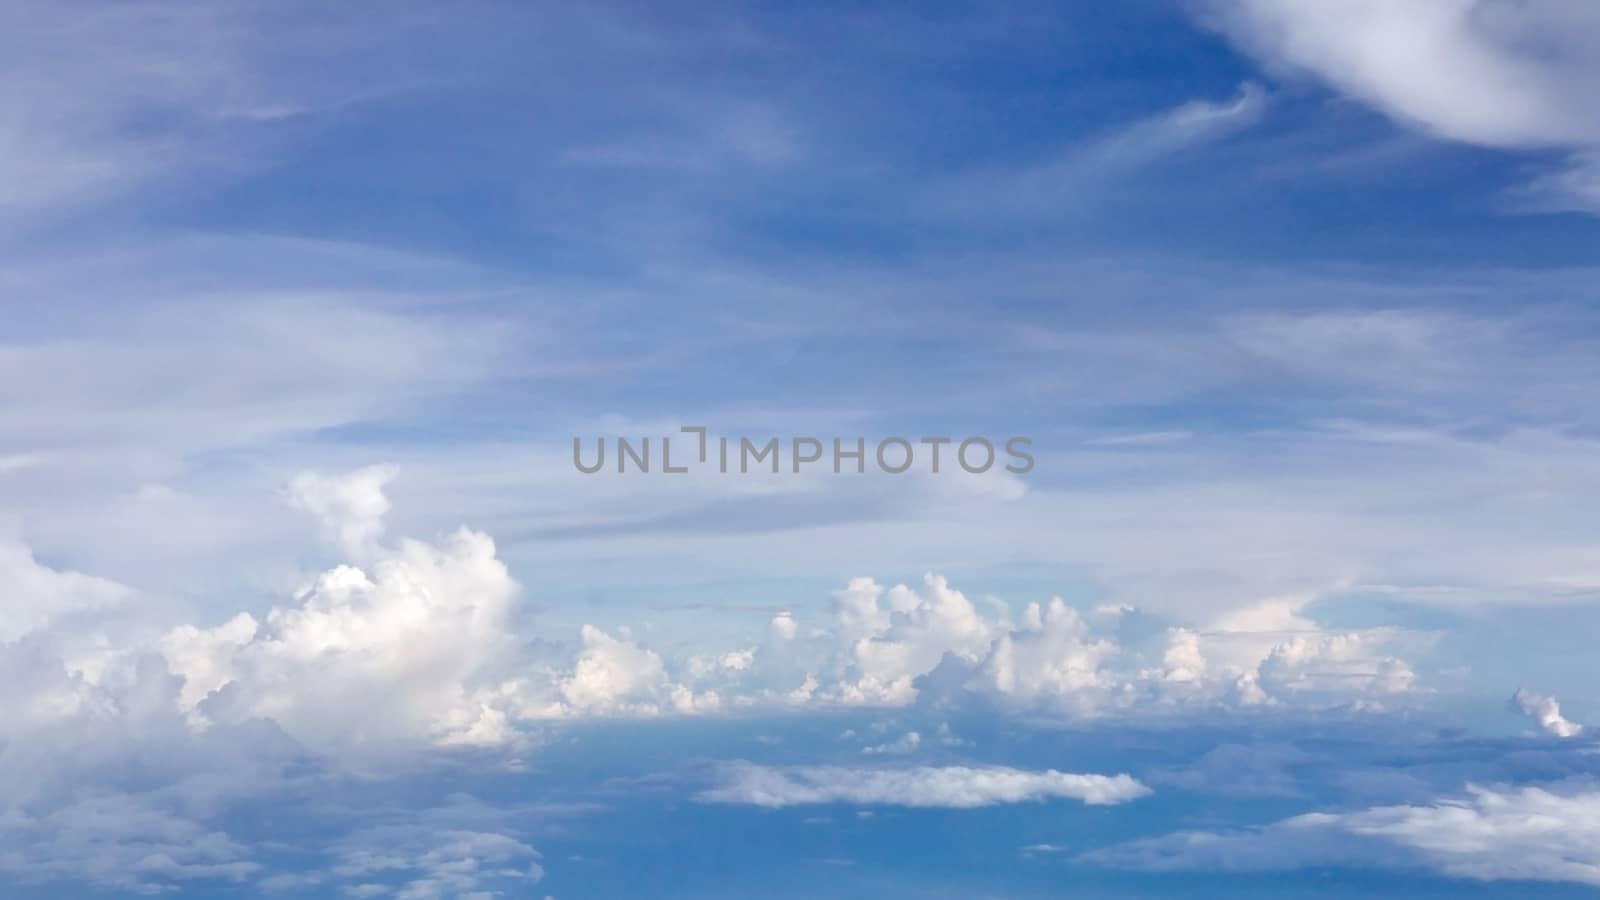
[6,1,1600,897]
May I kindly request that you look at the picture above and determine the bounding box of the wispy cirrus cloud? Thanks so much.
[922,82,1266,220]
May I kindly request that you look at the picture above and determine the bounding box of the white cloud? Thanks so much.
[0,468,1565,896]
[769,611,798,641]
[12,464,1438,766]
[0,540,131,642]
[1511,688,1584,738]
[698,762,1151,808]
[1204,1,1600,147]
[687,648,756,679]
[557,625,667,715]
[1082,82,1266,167]
[0,460,1452,827]
[1203,0,1600,209]
[1086,781,1600,888]
[162,468,530,754]
[970,598,1118,712]
[925,82,1264,218]
[285,465,399,559]
[862,731,922,755]
[832,575,995,705]
[807,581,1426,715]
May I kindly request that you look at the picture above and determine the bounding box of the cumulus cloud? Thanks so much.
[698,763,1151,809]
[163,468,747,742]
[162,515,525,754]
[795,578,1426,715]
[970,598,1118,712]
[557,625,667,715]
[1139,598,1425,710]
[831,574,995,705]
[1511,688,1584,738]
[1085,782,1600,888]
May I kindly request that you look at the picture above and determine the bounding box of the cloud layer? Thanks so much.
[1087,781,1600,888]
[699,763,1150,808]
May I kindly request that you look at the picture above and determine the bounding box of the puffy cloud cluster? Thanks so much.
[769,578,1429,716]
[830,575,996,705]
[2,466,1437,773]
[153,468,765,743]
[1086,782,1600,888]
[698,762,1150,808]
[1137,600,1425,711]
[969,598,1120,712]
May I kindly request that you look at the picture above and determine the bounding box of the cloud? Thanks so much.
[769,612,798,642]
[1080,82,1266,167]
[0,790,261,893]
[330,823,544,900]
[1202,0,1600,209]
[924,82,1265,218]
[9,463,1441,774]
[1085,781,1600,888]
[1514,151,1600,215]
[1203,0,1600,147]
[284,465,399,559]
[162,468,531,754]
[1511,688,1584,738]
[862,731,922,755]
[0,465,1577,896]
[0,0,478,227]
[0,636,306,895]
[557,625,668,715]
[0,539,131,641]
[969,598,1119,712]
[831,574,996,705]
[698,763,1150,808]
[798,575,1427,715]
